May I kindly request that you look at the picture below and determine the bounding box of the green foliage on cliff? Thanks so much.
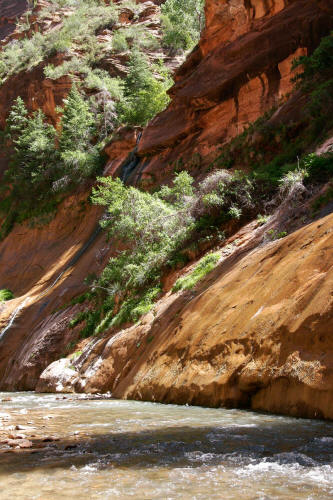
[0,0,118,85]
[119,49,172,126]
[172,252,220,292]
[1,0,173,130]
[0,87,102,238]
[90,174,194,327]
[76,169,255,333]
[0,289,14,302]
[0,0,174,235]
[58,86,101,179]
[161,0,205,52]
[293,33,333,87]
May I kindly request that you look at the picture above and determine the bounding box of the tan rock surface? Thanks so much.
[115,214,333,419]
[43,214,333,419]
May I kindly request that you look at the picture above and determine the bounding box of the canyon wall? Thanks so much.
[0,0,27,40]
[0,0,333,420]
[108,0,333,186]
[38,212,333,420]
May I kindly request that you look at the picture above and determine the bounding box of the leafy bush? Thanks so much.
[256,214,269,226]
[303,153,333,183]
[161,0,205,52]
[82,168,255,333]
[293,33,333,88]
[0,289,14,302]
[266,229,287,240]
[172,252,220,292]
[120,49,172,126]
[112,31,129,53]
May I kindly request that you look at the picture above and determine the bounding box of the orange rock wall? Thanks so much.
[0,190,108,389]
[0,0,27,40]
[55,214,333,420]
[115,213,333,420]
[117,0,333,187]
[1,0,333,424]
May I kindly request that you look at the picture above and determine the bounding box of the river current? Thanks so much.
[1,393,333,499]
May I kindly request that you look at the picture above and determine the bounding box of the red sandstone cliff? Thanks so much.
[106,0,333,186]
[0,0,27,40]
[38,211,333,420]
[0,0,332,421]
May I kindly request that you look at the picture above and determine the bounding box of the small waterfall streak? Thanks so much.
[0,224,103,340]
[0,296,31,340]
[120,131,142,184]
[38,271,65,300]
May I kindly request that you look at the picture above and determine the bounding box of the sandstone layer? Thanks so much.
[38,213,333,420]
[0,0,333,423]
[108,0,333,187]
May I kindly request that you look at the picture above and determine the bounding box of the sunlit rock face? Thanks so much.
[0,0,27,40]
[37,213,333,420]
[0,0,333,424]
[125,0,333,188]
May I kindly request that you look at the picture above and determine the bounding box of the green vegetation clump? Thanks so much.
[0,0,119,85]
[73,168,256,334]
[303,153,333,183]
[70,350,83,360]
[266,229,287,241]
[161,0,205,52]
[0,289,14,302]
[0,88,103,238]
[172,252,220,292]
[119,49,172,126]
[256,214,269,226]
[293,33,333,88]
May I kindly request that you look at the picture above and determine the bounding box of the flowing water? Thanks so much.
[1,393,333,499]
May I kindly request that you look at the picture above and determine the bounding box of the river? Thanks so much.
[1,393,333,499]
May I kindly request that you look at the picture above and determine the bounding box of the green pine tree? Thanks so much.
[123,48,152,97]
[120,49,171,126]
[59,86,94,153]
[6,97,28,141]
[161,0,205,52]
[6,106,56,190]
[58,85,100,178]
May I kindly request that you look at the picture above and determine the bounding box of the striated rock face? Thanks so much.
[0,191,110,390]
[0,61,72,128]
[113,0,333,187]
[39,213,333,420]
[0,0,27,40]
[1,0,333,424]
